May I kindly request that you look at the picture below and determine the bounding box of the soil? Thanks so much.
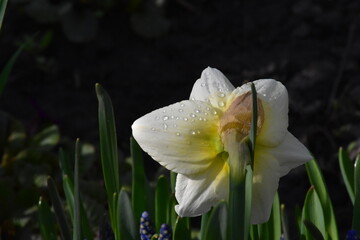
[0,0,360,238]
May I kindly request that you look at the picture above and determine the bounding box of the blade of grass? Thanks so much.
[339,147,355,203]
[130,137,147,222]
[96,83,120,229]
[38,197,57,240]
[306,159,339,240]
[353,154,360,231]
[173,217,191,240]
[301,186,325,240]
[47,177,72,240]
[117,189,137,240]
[73,139,81,240]
[0,0,8,31]
[280,204,290,240]
[202,201,227,240]
[155,175,170,231]
[303,220,325,240]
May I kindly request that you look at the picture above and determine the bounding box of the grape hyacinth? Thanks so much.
[346,230,360,240]
[140,211,155,240]
[158,223,172,240]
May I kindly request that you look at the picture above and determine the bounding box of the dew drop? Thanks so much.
[218,92,225,98]
[162,110,166,113]
[184,117,188,121]
[203,118,208,122]
[199,117,203,121]
[180,103,185,107]
[179,109,183,113]
[204,112,208,116]
[173,124,177,128]
[176,116,180,120]
[190,130,196,135]
[163,116,169,121]
[176,132,181,136]
[163,123,168,130]
[155,116,160,120]
[171,115,175,119]
[190,97,195,101]
[201,83,207,87]
[195,109,201,113]
[206,107,210,111]
[190,113,196,118]
[151,127,156,131]
[218,101,225,107]
[213,110,218,115]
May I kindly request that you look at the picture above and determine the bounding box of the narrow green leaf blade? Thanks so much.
[173,217,191,240]
[200,209,212,240]
[73,139,81,240]
[303,220,325,240]
[38,197,57,240]
[96,83,120,228]
[228,164,252,240]
[170,171,177,193]
[339,147,355,203]
[0,45,24,95]
[47,177,72,240]
[0,0,8,31]
[117,189,137,240]
[353,154,360,231]
[260,192,281,240]
[130,137,147,222]
[301,187,325,240]
[202,201,227,240]
[155,175,170,231]
[280,204,290,240]
[306,159,339,240]
[249,82,258,167]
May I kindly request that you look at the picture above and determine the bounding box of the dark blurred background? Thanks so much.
[0,0,359,238]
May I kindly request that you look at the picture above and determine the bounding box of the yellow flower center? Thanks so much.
[219,92,264,143]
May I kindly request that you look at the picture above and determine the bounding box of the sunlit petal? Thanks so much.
[251,146,281,224]
[270,132,312,176]
[175,159,229,217]
[190,67,235,110]
[132,100,223,175]
[229,79,288,146]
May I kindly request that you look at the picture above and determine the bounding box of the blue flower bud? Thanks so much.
[158,223,172,240]
[140,211,155,240]
[345,230,360,240]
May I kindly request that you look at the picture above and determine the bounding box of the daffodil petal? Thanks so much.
[190,67,235,110]
[270,132,312,176]
[251,146,281,224]
[229,79,288,146]
[175,159,229,217]
[132,100,223,175]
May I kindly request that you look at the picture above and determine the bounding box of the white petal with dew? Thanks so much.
[229,79,289,146]
[251,146,281,224]
[190,67,235,110]
[175,158,229,217]
[132,100,223,175]
[269,132,312,176]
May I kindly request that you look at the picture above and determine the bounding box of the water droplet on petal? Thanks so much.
[176,132,181,136]
[184,117,188,121]
[190,97,195,101]
[218,101,225,107]
[190,113,196,118]
[206,107,210,111]
[180,103,185,107]
[171,115,175,119]
[151,127,156,131]
[203,118,207,122]
[163,123,168,130]
[199,117,203,121]
[201,83,207,87]
[195,109,201,113]
[204,112,208,116]
[218,92,225,98]
[179,109,183,113]
[155,116,160,120]
[176,116,180,120]
[213,110,218,115]
[163,116,169,121]
[190,130,196,135]
[173,124,177,128]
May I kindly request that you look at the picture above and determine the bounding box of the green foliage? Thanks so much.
[0,0,8,32]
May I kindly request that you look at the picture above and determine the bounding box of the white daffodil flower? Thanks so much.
[132,67,312,224]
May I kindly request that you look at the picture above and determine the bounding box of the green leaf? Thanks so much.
[38,197,57,240]
[167,194,177,228]
[47,177,72,240]
[303,220,325,240]
[353,154,360,231]
[339,147,355,203]
[170,171,177,193]
[96,83,120,229]
[202,201,227,240]
[0,0,8,32]
[200,209,212,240]
[258,192,281,240]
[155,175,170,231]
[0,44,24,96]
[73,139,81,240]
[173,217,191,240]
[280,204,290,240]
[228,164,252,240]
[295,205,302,238]
[130,137,147,222]
[117,189,137,240]
[306,159,339,240]
[301,186,325,240]
[249,82,258,168]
